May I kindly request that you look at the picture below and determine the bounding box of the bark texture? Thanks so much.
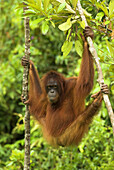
[23,5,30,170]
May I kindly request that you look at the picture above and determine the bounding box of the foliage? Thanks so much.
[19,0,114,58]
[0,0,114,169]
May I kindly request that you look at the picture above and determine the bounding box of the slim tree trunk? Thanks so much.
[23,5,30,170]
[77,0,114,134]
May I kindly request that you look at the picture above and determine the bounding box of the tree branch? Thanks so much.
[23,4,30,170]
[77,0,114,134]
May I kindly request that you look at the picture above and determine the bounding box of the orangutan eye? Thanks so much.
[54,85,57,89]
[47,86,51,89]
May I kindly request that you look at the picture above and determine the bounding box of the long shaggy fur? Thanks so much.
[26,30,102,147]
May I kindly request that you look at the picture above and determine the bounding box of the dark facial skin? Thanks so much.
[46,79,60,104]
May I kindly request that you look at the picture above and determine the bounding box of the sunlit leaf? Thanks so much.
[58,18,72,31]
[82,8,91,17]
[111,84,114,91]
[57,3,66,13]
[61,41,73,56]
[25,2,41,11]
[44,0,50,12]
[78,20,85,29]
[72,0,78,9]
[16,3,26,9]
[104,20,110,25]
[95,12,104,21]
[36,0,41,10]
[109,0,114,18]
[31,18,45,25]
[97,3,108,16]
[106,40,114,57]
[30,18,45,29]
[50,21,55,28]
[109,65,114,72]
[75,40,83,57]
[42,21,49,34]
[56,0,75,13]
[61,41,69,52]
[25,9,37,15]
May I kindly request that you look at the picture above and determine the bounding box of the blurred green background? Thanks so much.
[0,0,114,169]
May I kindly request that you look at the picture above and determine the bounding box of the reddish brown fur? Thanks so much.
[25,30,102,147]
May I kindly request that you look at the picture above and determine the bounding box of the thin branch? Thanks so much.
[91,21,112,33]
[23,4,30,170]
[77,0,114,134]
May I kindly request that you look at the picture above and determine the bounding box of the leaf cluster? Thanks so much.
[17,0,114,58]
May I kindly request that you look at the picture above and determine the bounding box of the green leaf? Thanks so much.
[9,92,15,99]
[58,18,72,31]
[95,12,104,21]
[90,0,96,3]
[50,21,55,28]
[30,18,45,29]
[16,3,26,9]
[106,40,114,58]
[31,18,45,25]
[82,8,91,17]
[104,20,110,25]
[44,0,50,12]
[56,0,75,13]
[42,21,49,34]
[61,41,69,52]
[61,41,73,56]
[25,9,37,15]
[75,40,83,57]
[25,2,41,11]
[36,0,41,10]
[109,65,114,72]
[57,3,66,13]
[109,0,114,18]
[78,21,85,29]
[111,84,114,91]
[97,3,108,16]
[72,0,78,9]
